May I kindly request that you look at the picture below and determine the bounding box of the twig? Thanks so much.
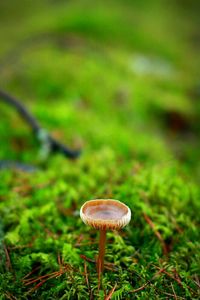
[23,271,59,285]
[22,266,40,280]
[75,234,98,247]
[27,273,60,294]
[22,255,73,294]
[104,283,117,300]
[84,262,89,289]
[193,275,200,289]
[130,282,149,293]
[80,254,96,264]
[3,243,12,272]
[84,261,93,300]
[77,242,99,246]
[153,265,196,295]
[143,213,168,255]
[130,268,164,293]
[80,255,115,271]
[4,291,17,300]
[58,252,62,272]
[153,265,183,287]
[171,282,178,300]
[0,89,81,159]
[157,289,185,299]
[130,267,186,298]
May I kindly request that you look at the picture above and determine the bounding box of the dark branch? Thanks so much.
[0,90,81,159]
[0,90,40,132]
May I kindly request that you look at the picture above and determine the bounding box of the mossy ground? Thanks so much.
[0,0,200,299]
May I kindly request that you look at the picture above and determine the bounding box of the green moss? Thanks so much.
[0,0,199,299]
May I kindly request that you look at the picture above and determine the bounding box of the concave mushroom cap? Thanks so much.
[80,199,131,230]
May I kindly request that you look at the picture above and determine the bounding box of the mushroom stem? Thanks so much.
[97,229,106,288]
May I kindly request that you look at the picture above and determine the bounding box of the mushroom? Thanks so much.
[80,199,131,287]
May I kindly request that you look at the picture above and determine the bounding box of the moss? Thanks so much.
[0,0,200,299]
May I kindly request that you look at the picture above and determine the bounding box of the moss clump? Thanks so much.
[0,0,200,299]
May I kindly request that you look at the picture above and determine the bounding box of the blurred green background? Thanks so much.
[0,0,200,175]
[0,0,200,299]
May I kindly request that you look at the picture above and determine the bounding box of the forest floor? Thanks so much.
[0,1,200,299]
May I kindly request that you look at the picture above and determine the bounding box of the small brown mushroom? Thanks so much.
[80,199,131,287]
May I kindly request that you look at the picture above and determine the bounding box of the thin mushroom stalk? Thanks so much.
[80,199,131,289]
[97,229,106,285]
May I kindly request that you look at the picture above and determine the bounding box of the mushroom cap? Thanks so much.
[80,199,131,230]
